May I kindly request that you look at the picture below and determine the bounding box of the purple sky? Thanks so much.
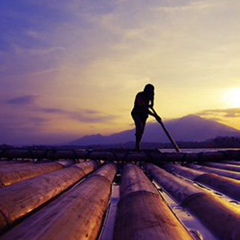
[0,0,240,145]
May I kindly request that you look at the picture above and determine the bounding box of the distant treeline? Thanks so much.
[1,136,240,150]
[84,136,240,149]
[143,136,240,149]
[202,136,240,148]
[79,136,238,149]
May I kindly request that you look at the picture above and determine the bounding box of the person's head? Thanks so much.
[143,84,154,97]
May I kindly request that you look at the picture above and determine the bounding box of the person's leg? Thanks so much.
[132,115,146,151]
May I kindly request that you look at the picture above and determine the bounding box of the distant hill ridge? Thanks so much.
[70,115,240,145]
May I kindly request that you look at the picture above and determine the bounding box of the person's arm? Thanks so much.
[148,105,162,121]
[148,94,155,115]
[149,95,154,108]
[148,108,155,116]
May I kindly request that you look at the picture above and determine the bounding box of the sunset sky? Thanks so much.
[0,0,240,145]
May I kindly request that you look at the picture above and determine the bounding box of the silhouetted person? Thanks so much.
[131,84,158,151]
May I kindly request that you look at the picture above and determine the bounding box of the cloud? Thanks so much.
[0,0,239,144]
[72,109,118,123]
[0,1,68,77]
[0,44,65,77]
[30,117,50,124]
[0,104,118,145]
[40,108,67,115]
[39,107,117,124]
[5,95,37,105]
[197,108,240,119]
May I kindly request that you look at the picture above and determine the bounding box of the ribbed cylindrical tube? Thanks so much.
[203,162,240,172]
[0,161,64,187]
[222,160,240,166]
[144,163,240,240]
[3,148,240,162]
[187,163,240,180]
[0,160,99,232]
[0,163,117,240]
[114,163,193,240]
[163,163,203,180]
[163,163,240,201]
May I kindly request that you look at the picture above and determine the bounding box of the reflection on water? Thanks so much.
[155,183,217,240]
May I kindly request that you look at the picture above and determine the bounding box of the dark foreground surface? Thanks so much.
[0,148,240,240]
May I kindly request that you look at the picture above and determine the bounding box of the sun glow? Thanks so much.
[223,88,240,108]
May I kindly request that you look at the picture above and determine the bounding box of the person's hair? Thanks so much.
[144,84,154,93]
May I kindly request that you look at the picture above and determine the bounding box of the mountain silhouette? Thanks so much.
[70,115,240,145]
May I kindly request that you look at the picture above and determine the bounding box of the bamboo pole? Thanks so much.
[113,163,193,240]
[150,108,181,153]
[0,161,66,188]
[0,160,33,166]
[57,159,76,167]
[221,160,240,166]
[144,163,240,240]
[3,148,240,162]
[0,160,99,232]
[187,163,240,180]
[0,149,34,160]
[203,162,240,172]
[163,163,240,201]
[0,163,117,240]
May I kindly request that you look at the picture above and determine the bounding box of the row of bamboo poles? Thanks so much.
[1,148,240,162]
[145,163,240,240]
[0,150,240,239]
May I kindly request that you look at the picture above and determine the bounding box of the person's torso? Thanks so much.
[132,92,150,116]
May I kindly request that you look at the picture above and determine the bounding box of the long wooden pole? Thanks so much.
[1,163,117,240]
[187,163,240,180]
[0,160,99,232]
[163,163,240,201]
[151,108,181,153]
[144,163,240,240]
[0,161,64,188]
[114,163,193,240]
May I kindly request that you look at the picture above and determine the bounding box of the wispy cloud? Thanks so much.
[5,95,37,105]
[0,0,239,144]
[30,117,50,124]
[40,108,67,115]
[72,109,118,123]
[197,108,240,119]
[39,107,117,124]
